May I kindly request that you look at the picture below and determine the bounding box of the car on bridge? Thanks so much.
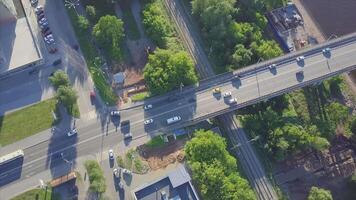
[167,116,181,124]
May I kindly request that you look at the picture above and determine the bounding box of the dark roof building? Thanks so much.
[133,165,199,200]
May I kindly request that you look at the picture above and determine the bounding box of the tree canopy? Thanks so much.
[143,49,198,95]
[56,86,78,112]
[307,187,333,200]
[49,70,70,89]
[142,1,172,47]
[185,130,256,200]
[92,15,125,61]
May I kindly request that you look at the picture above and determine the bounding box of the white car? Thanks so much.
[223,91,232,98]
[108,149,114,160]
[296,56,305,62]
[122,168,132,175]
[44,34,55,44]
[38,17,48,25]
[67,129,77,137]
[144,119,154,125]
[35,5,43,14]
[110,110,120,117]
[228,98,237,104]
[166,116,181,125]
[144,104,152,110]
[118,181,124,189]
[113,168,121,178]
[268,64,276,70]
[124,132,132,140]
[322,47,331,54]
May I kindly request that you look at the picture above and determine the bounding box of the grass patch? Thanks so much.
[121,149,149,174]
[145,136,166,148]
[130,91,148,102]
[66,8,118,105]
[11,187,60,200]
[122,7,141,40]
[116,155,125,168]
[0,99,58,146]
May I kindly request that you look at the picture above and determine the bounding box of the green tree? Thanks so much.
[307,186,333,200]
[49,70,70,89]
[56,86,78,112]
[326,102,349,125]
[251,40,283,60]
[143,49,198,95]
[142,2,172,47]
[92,15,125,61]
[350,116,356,135]
[185,130,237,172]
[231,44,253,69]
[77,15,89,31]
[311,136,330,151]
[86,5,96,22]
[185,130,256,200]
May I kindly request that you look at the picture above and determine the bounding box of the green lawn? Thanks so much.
[11,187,60,200]
[130,91,148,102]
[66,8,118,105]
[0,99,58,146]
[145,135,166,148]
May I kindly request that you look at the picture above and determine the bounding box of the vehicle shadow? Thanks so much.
[46,104,78,179]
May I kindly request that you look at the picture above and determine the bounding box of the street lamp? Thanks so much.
[327,34,338,42]
[64,0,80,15]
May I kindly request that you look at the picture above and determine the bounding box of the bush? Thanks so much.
[77,15,89,31]
[85,160,106,195]
[350,116,356,135]
[86,5,96,22]
[307,186,333,200]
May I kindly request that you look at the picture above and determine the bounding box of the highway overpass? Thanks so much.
[119,32,356,135]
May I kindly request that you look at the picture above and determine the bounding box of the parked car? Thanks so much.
[35,5,43,14]
[122,168,132,175]
[38,17,48,25]
[108,149,114,160]
[123,132,132,140]
[110,110,120,117]
[212,87,221,94]
[67,129,77,137]
[143,104,152,110]
[52,59,62,66]
[223,91,232,98]
[113,168,121,178]
[118,181,124,189]
[49,48,57,54]
[44,34,55,44]
[268,64,276,70]
[36,10,44,16]
[144,119,153,125]
[296,56,305,62]
[37,13,45,21]
[41,26,50,34]
[42,31,52,37]
[228,98,237,104]
[322,47,331,54]
[30,0,38,6]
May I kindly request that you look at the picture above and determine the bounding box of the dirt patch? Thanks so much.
[275,135,356,200]
[137,139,188,170]
[299,0,356,38]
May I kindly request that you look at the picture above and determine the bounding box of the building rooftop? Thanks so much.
[0,0,41,75]
[133,165,199,200]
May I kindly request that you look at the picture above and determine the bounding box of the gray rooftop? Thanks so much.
[133,165,199,200]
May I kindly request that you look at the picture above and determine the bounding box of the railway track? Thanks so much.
[163,0,278,199]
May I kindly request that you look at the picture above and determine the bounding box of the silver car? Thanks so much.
[144,119,153,125]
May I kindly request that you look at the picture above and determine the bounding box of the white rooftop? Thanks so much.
[0,17,40,73]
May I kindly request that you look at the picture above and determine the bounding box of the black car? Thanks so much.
[52,59,62,66]
[42,31,52,37]
[37,13,45,21]
[41,26,50,34]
